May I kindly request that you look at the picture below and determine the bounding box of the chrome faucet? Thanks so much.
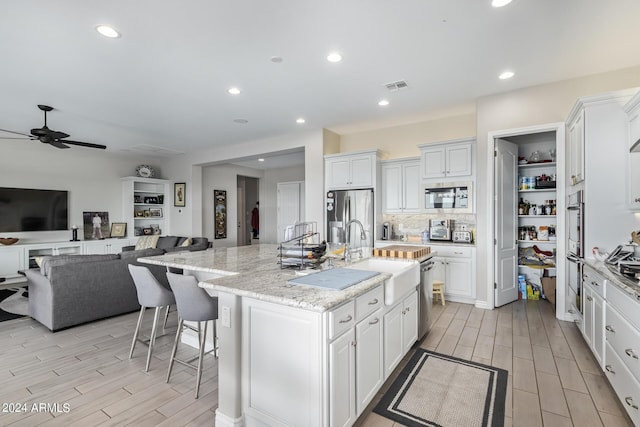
[344,219,367,263]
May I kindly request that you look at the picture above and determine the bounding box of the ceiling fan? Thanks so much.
[0,104,107,150]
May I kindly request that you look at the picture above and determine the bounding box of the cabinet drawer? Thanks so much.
[605,304,640,381]
[604,343,640,426]
[329,301,355,340]
[582,269,606,299]
[607,283,640,330]
[428,245,472,258]
[355,286,384,320]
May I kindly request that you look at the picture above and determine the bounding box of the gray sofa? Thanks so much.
[25,248,170,331]
[122,236,209,253]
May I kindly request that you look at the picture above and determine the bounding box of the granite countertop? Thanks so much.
[139,244,391,312]
[583,257,640,299]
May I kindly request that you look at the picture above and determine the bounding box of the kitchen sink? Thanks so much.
[348,257,420,305]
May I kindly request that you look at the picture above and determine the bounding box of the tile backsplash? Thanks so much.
[381,213,476,237]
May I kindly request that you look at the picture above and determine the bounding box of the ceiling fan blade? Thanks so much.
[0,137,35,140]
[47,140,70,149]
[48,130,70,139]
[0,128,32,138]
[62,140,107,150]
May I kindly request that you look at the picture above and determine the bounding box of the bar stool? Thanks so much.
[128,265,176,372]
[166,272,219,399]
[433,280,446,306]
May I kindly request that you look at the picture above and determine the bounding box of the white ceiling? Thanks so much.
[1,0,640,159]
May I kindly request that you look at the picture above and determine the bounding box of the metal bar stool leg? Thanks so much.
[167,318,184,383]
[129,306,146,359]
[145,307,161,372]
[163,305,171,330]
[195,321,207,399]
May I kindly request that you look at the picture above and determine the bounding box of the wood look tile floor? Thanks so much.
[0,300,633,426]
[356,300,634,427]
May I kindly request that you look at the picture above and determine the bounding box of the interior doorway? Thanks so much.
[237,176,259,247]
[488,123,566,317]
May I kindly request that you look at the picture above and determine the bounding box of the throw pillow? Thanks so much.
[180,237,192,247]
[135,235,160,250]
[34,256,43,267]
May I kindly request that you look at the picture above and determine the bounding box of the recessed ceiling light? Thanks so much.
[228,87,241,95]
[233,119,248,124]
[258,158,265,162]
[296,118,306,124]
[327,52,342,63]
[378,99,390,107]
[270,56,284,63]
[491,0,512,7]
[95,25,120,38]
[499,71,515,80]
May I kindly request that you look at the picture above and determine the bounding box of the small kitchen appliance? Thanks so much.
[382,222,390,240]
[452,230,472,243]
[429,219,452,241]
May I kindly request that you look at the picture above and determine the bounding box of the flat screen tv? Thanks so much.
[0,187,69,232]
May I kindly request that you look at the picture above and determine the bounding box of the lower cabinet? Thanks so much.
[355,308,384,415]
[429,245,475,303]
[83,239,135,254]
[329,329,356,427]
[384,291,418,378]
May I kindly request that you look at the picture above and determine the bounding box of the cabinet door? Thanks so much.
[568,110,585,185]
[108,239,133,254]
[355,309,383,415]
[83,242,108,255]
[421,147,446,179]
[326,158,352,189]
[329,329,356,427]
[383,303,403,377]
[582,285,594,347]
[446,143,472,177]
[402,291,419,353]
[382,164,403,213]
[445,258,473,298]
[630,153,640,209]
[402,162,422,212]
[593,292,604,366]
[350,156,374,188]
[432,257,447,284]
[0,246,26,278]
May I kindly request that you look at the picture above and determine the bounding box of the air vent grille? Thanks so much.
[384,80,409,92]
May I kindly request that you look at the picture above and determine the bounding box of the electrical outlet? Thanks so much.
[221,306,231,328]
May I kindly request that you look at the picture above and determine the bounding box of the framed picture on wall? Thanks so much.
[214,190,227,239]
[83,211,110,240]
[110,222,127,238]
[174,183,186,207]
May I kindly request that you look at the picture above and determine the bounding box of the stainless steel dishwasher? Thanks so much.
[419,258,435,339]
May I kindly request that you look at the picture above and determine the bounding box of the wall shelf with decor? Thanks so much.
[122,177,170,238]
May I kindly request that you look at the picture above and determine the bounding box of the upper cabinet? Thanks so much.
[325,150,380,190]
[418,138,474,181]
[625,91,640,209]
[381,158,421,214]
[567,109,585,186]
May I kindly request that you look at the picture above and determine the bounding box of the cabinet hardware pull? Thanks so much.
[369,318,379,325]
[592,281,599,286]
[339,315,353,324]
[351,341,356,347]
[605,325,615,333]
[568,309,575,314]
[405,306,410,312]
[605,365,615,374]
[625,397,638,410]
[587,296,593,302]
[368,299,378,305]
[625,349,639,359]
[402,309,406,315]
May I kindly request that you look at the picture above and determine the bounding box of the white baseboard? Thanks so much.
[215,410,244,427]
[474,300,491,310]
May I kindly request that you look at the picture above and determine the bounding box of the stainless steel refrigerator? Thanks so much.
[326,189,374,248]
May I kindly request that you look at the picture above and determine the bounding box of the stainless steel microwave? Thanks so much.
[423,182,473,213]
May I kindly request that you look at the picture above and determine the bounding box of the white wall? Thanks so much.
[0,143,152,243]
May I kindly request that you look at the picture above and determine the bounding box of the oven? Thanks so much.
[567,190,584,315]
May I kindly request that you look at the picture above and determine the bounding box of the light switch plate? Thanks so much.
[221,306,231,328]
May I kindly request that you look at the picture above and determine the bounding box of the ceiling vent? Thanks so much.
[384,80,409,92]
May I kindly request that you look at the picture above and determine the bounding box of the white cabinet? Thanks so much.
[0,245,26,281]
[381,158,421,213]
[355,308,384,415]
[581,267,605,366]
[383,289,418,378]
[624,92,640,209]
[83,239,135,255]
[429,245,475,304]
[567,109,585,186]
[122,177,170,238]
[418,138,473,180]
[329,328,356,427]
[325,151,379,190]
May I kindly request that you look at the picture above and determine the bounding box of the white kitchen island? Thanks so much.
[140,244,422,427]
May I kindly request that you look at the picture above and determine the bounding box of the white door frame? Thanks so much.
[486,122,568,319]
